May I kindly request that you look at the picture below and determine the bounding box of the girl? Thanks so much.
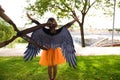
[24,14,78,80]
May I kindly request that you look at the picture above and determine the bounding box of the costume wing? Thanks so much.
[24,27,77,67]
[57,27,77,68]
[24,30,42,61]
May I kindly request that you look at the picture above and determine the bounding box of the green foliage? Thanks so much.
[25,0,120,22]
[108,28,120,33]
[108,29,113,31]
[115,28,120,31]
[95,0,120,17]
[26,0,120,22]
[26,0,75,19]
[0,18,27,48]
[0,18,15,42]
[15,37,27,43]
[0,55,120,80]
[115,28,120,33]
[118,1,120,7]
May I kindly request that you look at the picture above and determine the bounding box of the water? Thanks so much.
[72,33,120,47]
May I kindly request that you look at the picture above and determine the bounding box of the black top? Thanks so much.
[42,21,73,36]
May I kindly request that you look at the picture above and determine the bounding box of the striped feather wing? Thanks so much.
[60,28,77,68]
[24,29,43,61]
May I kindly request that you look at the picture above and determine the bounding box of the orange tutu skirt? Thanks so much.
[39,47,66,66]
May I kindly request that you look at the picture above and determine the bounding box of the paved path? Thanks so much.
[0,48,26,56]
[76,47,120,56]
[0,47,120,56]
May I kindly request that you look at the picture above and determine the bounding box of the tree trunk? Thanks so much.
[80,25,85,47]
[77,13,85,47]
[77,22,85,47]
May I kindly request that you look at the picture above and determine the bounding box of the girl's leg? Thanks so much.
[48,65,57,80]
[53,65,57,80]
[48,66,52,80]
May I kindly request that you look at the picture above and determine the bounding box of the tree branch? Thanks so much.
[26,12,40,25]
[86,1,96,14]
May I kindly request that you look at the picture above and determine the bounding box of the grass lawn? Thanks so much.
[0,55,120,80]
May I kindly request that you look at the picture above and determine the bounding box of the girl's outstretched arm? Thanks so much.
[63,11,79,28]
[62,19,76,28]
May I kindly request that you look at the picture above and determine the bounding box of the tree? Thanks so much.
[0,18,15,42]
[26,0,118,47]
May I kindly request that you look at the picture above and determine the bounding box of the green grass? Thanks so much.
[0,55,120,80]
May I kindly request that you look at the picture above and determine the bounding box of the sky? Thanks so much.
[0,0,120,29]
[0,0,28,27]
